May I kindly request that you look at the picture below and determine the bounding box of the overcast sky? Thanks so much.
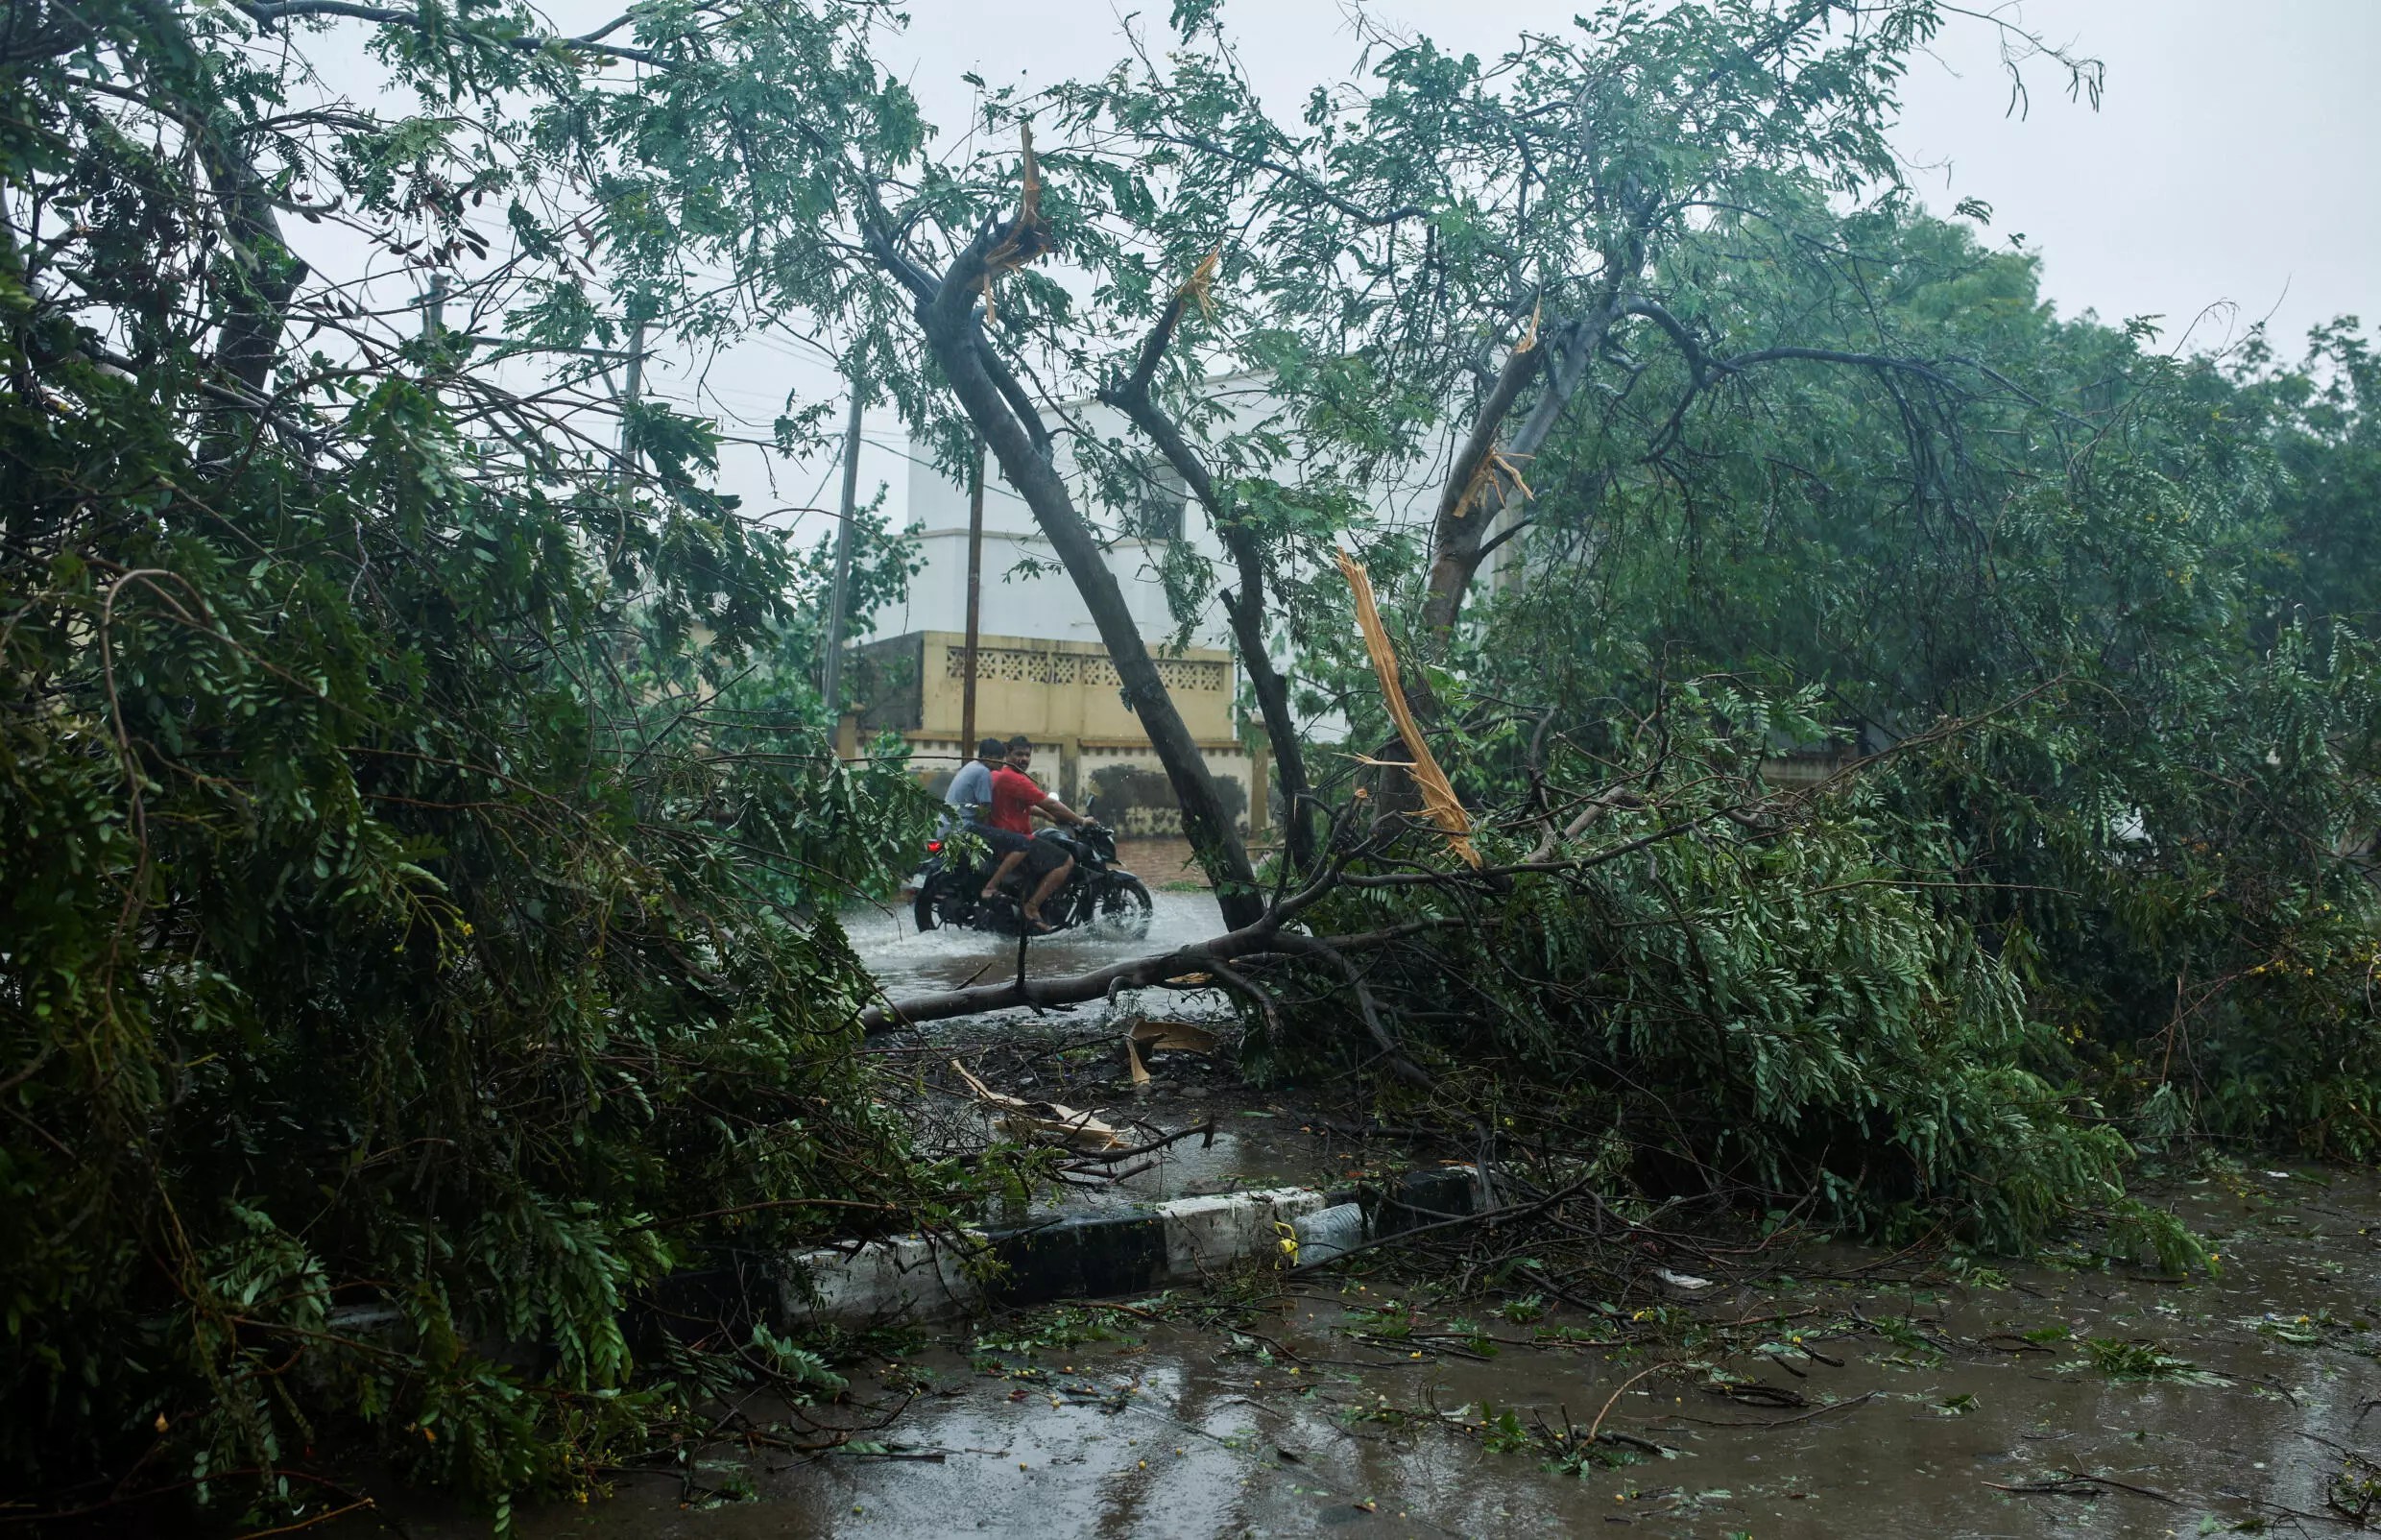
[875,0,2377,353]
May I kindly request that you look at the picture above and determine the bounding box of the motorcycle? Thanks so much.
[910,817,1154,940]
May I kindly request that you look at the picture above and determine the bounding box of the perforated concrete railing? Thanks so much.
[941,646,1228,693]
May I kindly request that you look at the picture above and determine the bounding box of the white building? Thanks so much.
[873,373,1472,641]
[872,380,1253,649]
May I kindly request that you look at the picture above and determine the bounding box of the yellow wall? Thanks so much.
[844,631,1254,825]
[921,632,1236,742]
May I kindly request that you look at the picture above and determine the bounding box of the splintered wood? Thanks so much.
[1450,442,1533,519]
[950,1060,1125,1151]
[1123,1017,1219,1086]
[1176,243,1221,319]
[979,123,1053,313]
[1132,1019,1218,1054]
[1452,309,1539,519]
[1335,546,1482,868]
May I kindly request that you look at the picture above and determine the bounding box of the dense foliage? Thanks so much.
[0,0,949,1521]
[937,4,2376,1242]
[878,0,2377,1242]
[1257,222,2380,1245]
[1453,214,2381,1167]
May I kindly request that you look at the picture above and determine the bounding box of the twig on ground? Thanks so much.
[1984,1470,2179,1504]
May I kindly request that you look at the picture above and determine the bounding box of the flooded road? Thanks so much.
[846,888,1226,999]
[363,1165,2381,1539]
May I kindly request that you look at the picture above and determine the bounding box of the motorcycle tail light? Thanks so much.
[926,840,943,854]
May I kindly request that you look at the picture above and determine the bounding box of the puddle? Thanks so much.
[845,890,1226,999]
[345,1166,2381,1538]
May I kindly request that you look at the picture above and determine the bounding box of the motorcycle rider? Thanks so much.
[943,736,1004,827]
[984,734,1096,932]
[946,735,1031,891]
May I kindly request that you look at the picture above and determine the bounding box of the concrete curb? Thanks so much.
[321,1169,1490,1367]
[775,1166,1487,1330]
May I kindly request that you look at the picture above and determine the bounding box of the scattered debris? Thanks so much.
[1984,1471,2178,1504]
[1121,1016,1218,1086]
[950,1060,1126,1151]
[1133,1018,1218,1054]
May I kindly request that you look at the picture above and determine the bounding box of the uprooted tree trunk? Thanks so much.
[866,211,1265,929]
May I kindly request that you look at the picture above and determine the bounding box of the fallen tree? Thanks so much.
[825,0,2105,899]
[867,674,2153,1249]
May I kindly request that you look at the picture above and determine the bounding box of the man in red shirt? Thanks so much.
[981,734,1095,931]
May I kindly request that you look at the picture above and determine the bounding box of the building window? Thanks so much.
[1119,459,1188,542]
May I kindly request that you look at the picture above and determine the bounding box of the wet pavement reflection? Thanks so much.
[370,1166,2381,1538]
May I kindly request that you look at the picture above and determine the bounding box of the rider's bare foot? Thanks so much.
[1021,910,1057,934]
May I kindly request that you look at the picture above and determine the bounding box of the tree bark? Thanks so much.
[133,0,307,402]
[1418,312,1604,647]
[885,227,1265,928]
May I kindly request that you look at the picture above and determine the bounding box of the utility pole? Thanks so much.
[820,377,866,731]
[960,434,986,759]
[422,272,446,344]
[615,317,646,498]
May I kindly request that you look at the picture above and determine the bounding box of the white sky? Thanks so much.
[299,1,2381,551]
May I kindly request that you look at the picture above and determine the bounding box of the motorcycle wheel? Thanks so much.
[1091,874,1154,941]
[914,873,966,932]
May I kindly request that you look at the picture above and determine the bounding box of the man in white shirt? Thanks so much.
[944,735,1035,902]
[944,735,1005,833]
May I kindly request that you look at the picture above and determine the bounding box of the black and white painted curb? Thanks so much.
[318,1169,1487,1370]
[774,1167,1487,1330]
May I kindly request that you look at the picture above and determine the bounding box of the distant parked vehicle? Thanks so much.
[910,816,1153,940]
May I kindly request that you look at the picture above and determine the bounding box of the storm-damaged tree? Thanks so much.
[854,154,1271,925]
[21,0,2289,1524]
[29,0,2109,923]
[254,0,2098,923]
[825,0,2101,892]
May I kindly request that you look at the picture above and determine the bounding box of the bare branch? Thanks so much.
[1096,279,1317,873]
[232,0,660,63]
